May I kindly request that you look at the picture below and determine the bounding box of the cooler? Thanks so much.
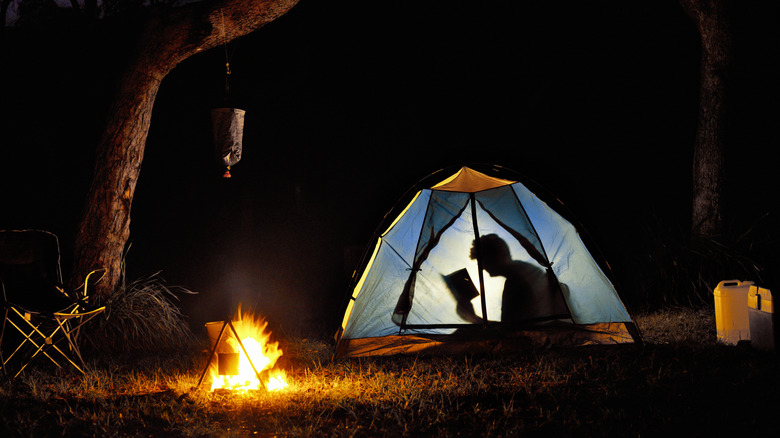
[748,286,774,351]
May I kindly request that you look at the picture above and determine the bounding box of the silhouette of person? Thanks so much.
[470,234,567,327]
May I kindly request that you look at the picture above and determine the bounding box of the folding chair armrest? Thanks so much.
[75,268,106,302]
[53,306,105,320]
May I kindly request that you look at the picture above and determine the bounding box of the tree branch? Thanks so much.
[72,0,300,297]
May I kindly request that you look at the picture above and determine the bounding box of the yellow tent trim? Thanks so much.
[432,166,515,193]
[335,322,635,359]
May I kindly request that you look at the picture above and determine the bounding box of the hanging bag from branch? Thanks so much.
[211,107,245,178]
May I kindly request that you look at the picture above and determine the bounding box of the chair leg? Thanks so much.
[5,311,89,378]
[2,306,104,378]
[12,332,86,379]
[25,320,86,375]
[8,320,66,378]
[5,317,62,368]
[54,318,86,369]
[53,308,106,371]
[0,308,7,379]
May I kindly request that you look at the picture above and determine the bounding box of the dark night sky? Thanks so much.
[1,1,778,335]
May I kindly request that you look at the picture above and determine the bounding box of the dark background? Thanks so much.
[1,1,778,336]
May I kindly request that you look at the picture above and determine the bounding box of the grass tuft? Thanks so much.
[81,272,198,356]
[630,214,767,309]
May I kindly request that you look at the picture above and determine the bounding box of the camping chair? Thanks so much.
[0,230,106,379]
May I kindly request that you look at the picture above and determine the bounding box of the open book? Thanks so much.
[443,268,480,302]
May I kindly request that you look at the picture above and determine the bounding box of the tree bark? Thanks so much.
[72,0,300,299]
[680,0,732,240]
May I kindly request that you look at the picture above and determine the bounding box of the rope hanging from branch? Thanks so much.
[221,8,232,100]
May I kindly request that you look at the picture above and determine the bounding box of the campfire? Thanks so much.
[203,308,288,392]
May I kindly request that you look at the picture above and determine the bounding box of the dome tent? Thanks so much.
[334,165,641,358]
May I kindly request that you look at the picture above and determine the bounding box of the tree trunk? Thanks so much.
[72,0,300,299]
[680,0,733,240]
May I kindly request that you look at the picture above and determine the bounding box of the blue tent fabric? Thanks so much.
[337,167,638,357]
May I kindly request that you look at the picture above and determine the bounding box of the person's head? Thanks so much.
[470,234,511,276]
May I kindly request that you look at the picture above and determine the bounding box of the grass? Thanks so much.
[1,307,778,437]
[629,214,771,310]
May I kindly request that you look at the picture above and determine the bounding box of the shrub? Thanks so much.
[631,213,766,310]
[81,271,197,355]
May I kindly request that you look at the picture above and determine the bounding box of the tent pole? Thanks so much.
[470,194,489,328]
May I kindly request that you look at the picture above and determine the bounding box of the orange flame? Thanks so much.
[209,308,288,392]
